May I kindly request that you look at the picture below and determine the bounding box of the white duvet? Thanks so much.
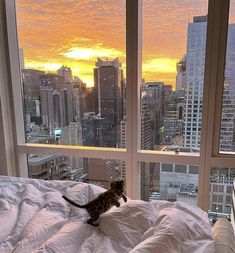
[0,176,215,253]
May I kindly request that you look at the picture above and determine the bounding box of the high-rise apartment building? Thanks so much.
[220,25,235,152]
[183,16,235,215]
[183,15,207,149]
[94,58,124,147]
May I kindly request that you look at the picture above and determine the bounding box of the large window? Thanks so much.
[140,162,198,205]
[1,0,235,217]
[219,0,235,154]
[16,0,126,149]
[141,0,208,152]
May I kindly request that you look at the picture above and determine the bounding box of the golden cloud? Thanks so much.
[63,46,124,60]
[143,58,177,74]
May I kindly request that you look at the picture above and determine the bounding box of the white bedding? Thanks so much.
[0,176,215,253]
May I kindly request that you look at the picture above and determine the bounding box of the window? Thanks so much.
[1,0,235,212]
[218,0,235,154]
[16,0,126,149]
[140,162,198,205]
[141,1,208,152]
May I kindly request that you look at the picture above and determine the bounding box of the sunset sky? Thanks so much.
[16,0,208,88]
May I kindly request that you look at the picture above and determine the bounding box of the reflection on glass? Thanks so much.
[27,154,123,189]
[140,162,198,206]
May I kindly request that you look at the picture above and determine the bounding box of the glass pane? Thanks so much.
[16,0,126,148]
[27,154,123,189]
[141,1,208,151]
[219,1,235,153]
[139,162,198,206]
[208,167,235,224]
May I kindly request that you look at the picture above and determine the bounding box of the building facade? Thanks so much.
[94,58,124,147]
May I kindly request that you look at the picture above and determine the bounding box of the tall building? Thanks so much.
[140,82,154,200]
[22,69,45,124]
[81,112,105,147]
[220,25,235,152]
[164,90,184,145]
[145,82,165,146]
[40,86,55,133]
[40,73,65,90]
[40,86,81,133]
[176,56,186,91]
[28,154,69,180]
[59,89,74,127]
[94,58,124,147]
[209,167,235,215]
[60,122,83,170]
[183,16,207,149]
[183,16,235,215]
[57,65,73,85]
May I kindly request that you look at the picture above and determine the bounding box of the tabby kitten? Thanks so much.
[62,180,127,226]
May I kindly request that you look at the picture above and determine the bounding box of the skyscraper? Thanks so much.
[184,16,207,149]
[94,58,124,147]
[145,82,165,146]
[22,69,45,124]
[82,112,105,147]
[40,86,55,133]
[140,82,154,200]
[183,16,235,215]
[220,25,235,152]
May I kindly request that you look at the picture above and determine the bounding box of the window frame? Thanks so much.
[2,0,234,212]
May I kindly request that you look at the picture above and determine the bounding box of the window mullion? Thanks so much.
[126,0,142,199]
[198,0,229,211]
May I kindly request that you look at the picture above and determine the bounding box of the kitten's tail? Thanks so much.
[62,195,85,208]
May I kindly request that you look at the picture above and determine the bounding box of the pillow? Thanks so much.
[213,218,235,253]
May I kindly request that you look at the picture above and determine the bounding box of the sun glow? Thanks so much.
[143,58,177,74]
[63,46,124,60]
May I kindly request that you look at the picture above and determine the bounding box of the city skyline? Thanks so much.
[16,0,209,88]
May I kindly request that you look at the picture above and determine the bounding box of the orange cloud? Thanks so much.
[16,0,208,88]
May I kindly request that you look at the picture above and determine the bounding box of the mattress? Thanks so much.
[0,176,215,253]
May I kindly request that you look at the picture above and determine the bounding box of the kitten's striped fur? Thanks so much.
[62,180,127,226]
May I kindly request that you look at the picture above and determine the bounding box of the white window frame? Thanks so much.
[1,0,234,211]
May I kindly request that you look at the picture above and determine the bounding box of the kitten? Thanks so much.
[62,180,127,226]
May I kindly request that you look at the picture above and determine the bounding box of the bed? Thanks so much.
[0,176,234,253]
